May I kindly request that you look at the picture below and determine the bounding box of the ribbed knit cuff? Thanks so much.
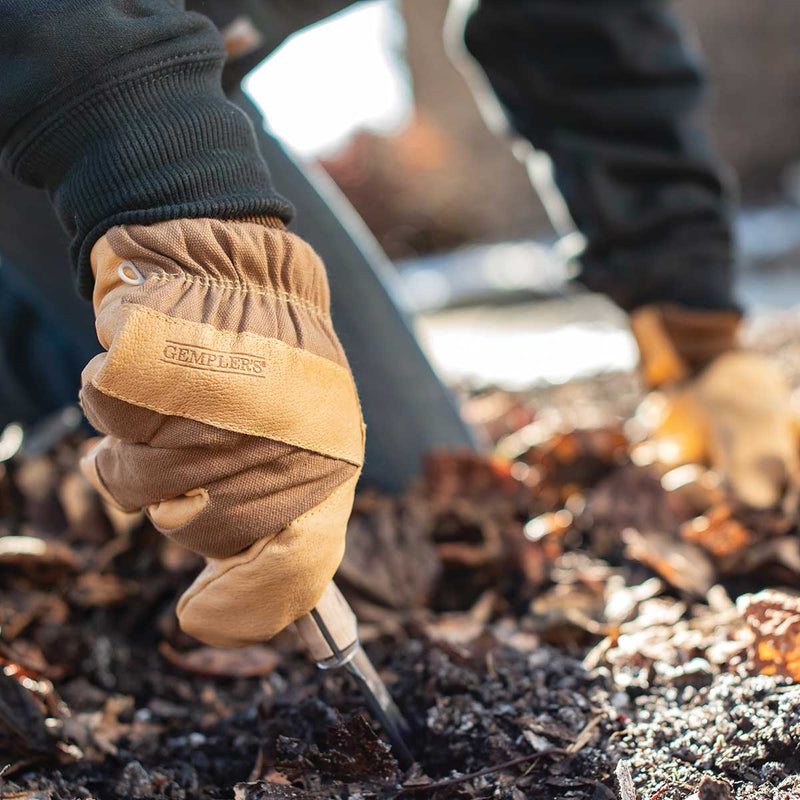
[3,49,293,299]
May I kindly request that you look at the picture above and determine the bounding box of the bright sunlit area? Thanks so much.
[244,1,413,159]
[244,1,800,393]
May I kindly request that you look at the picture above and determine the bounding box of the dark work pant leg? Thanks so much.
[233,89,479,493]
[456,0,737,311]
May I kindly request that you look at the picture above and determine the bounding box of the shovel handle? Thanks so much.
[295,581,360,667]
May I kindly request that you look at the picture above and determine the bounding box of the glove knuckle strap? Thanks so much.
[89,304,364,466]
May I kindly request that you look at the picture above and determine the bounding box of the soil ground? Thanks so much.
[2,314,800,799]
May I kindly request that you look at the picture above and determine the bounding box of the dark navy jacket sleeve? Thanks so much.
[0,1,292,296]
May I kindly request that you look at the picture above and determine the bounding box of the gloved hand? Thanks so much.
[631,305,799,509]
[79,218,364,647]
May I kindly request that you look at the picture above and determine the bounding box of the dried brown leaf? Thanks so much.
[697,776,734,800]
[159,641,281,678]
[62,695,134,757]
[0,535,81,573]
[622,528,715,596]
[57,470,110,544]
[0,668,52,758]
[680,505,753,560]
[339,491,438,614]
[306,715,399,782]
[422,591,497,645]
[739,589,800,682]
[69,573,136,607]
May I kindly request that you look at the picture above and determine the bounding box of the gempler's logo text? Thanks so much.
[161,341,266,377]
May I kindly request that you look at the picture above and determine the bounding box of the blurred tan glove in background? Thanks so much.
[79,218,364,647]
[631,305,799,509]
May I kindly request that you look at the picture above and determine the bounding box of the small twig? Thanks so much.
[91,531,132,572]
[0,640,50,678]
[400,747,564,795]
[0,755,46,781]
[567,714,603,755]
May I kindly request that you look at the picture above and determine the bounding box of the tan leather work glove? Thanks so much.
[79,218,365,647]
[631,305,800,509]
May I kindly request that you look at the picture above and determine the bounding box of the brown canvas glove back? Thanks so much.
[80,219,364,647]
[631,305,800,509]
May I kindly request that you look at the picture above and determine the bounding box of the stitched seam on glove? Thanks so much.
[104,222,331,315]
[143,271,331,319]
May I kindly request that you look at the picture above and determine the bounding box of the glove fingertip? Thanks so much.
[148,488,209,531]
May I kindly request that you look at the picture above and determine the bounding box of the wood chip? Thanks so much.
[615,760,637,800]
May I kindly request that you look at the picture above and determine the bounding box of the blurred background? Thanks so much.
[245,0,800,390]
